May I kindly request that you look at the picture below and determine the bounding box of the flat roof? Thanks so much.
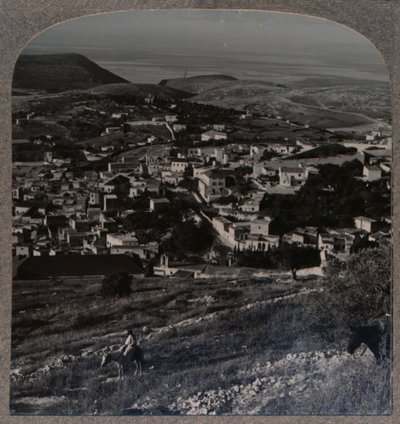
[202,130,227,136]
[213,216,232,224]
[354,216,377,222]
[151,198,170,203]
[363,149,391,157]
[280,167,305,173]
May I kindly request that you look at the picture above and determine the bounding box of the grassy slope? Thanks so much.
[287,144,357,159]
[285,84,391,120]
[10,274,390,415]
[84,82,192,100]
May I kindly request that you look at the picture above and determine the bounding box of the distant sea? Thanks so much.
[94,53,389,86]
[24,46,389,86]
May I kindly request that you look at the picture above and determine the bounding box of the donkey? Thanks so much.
[347,324,390,364]
[101,345,143,380]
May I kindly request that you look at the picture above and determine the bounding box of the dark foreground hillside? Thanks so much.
[10,249,391,416]
[13,53,129,93]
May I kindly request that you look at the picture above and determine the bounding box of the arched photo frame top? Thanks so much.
[0,1,398,423]
[7,6,394,85]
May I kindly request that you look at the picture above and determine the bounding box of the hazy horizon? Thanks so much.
[22,10,389,85]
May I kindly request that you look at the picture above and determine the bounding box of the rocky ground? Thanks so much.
[11,344,382,415]
[10,275,391,415]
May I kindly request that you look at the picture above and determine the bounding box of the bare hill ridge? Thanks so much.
[85,82,192,100]
[159,74,239,94]
[13,53,129,93]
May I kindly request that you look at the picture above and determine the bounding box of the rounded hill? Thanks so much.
[13,53,129,93]
[159,74,238,94]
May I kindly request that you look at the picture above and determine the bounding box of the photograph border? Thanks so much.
[0,0,398,422]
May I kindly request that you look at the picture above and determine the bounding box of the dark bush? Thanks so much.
[215,288,244,299]
[72,311,100,330]
[322,245,391,326]
[100,272,133,298]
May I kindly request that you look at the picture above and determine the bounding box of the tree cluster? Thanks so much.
[261,160,390,235]
[235,242,321,277]
[161,219,215,258]
[322,245,391,326]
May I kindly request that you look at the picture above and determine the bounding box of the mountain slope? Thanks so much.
[13,53,129,93]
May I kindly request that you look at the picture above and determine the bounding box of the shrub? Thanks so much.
[100,272,133,298]
[215,288,243,300]
[71,311,99,330]
[322,244,391,326]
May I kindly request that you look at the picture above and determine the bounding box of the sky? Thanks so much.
[23,10,389,85]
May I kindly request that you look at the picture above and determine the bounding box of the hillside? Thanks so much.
[159,74,239,94]
[85,82,192,101]
[13,53,129,93]
[287,144,357,160]
[191,81,389,129]
[10,247,391,415]
[12,81,192,117]
[158,74,390,130]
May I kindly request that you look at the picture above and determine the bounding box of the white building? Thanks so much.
[279,166,307,187]
[188,146,228,164]
[354,216,378,233]
[103,194,118,212]
[198,170,227,202]
[263,143,297,155]
[201,130,227,142]
[363,164,382,181]
[149,198,170,212]
[106,233,138,247]
[153,254,177,277]
[239,199,260,213]
[212,216,278,250]
[213,124,226,131]
[366,131,381,141]
[173,123,187,133]
[104,126,122,135]
[165,114,178,123]
[240,111,253,120]
[170,159,193,173]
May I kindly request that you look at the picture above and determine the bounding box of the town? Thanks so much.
[8,7,393,415]
[11,88,392,280]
